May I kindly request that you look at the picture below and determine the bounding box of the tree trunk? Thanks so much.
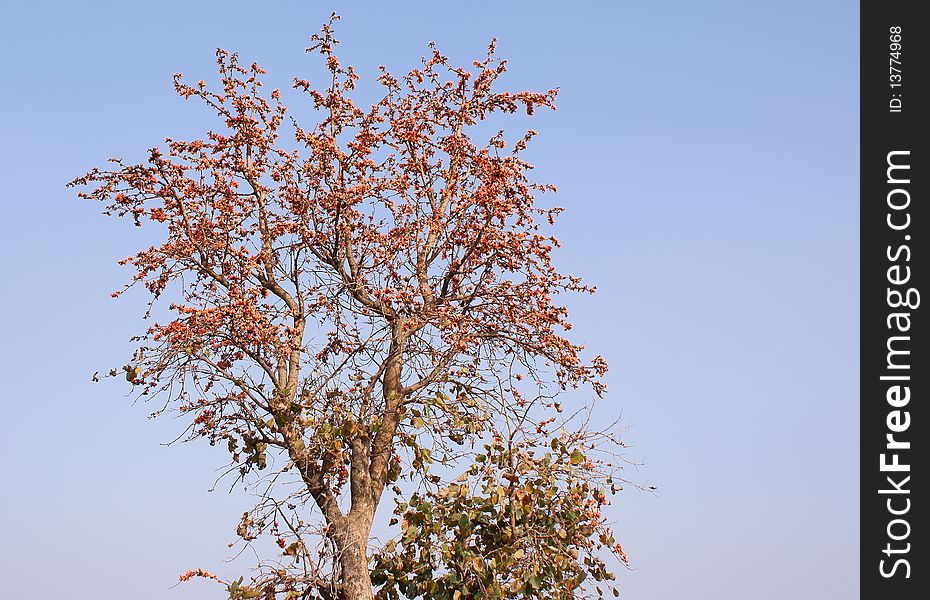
[338,326,405,600]
[337,518,375,600]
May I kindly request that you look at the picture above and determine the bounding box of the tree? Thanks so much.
[71,15,630,600]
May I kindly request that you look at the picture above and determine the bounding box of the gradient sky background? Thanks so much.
[0,1,858,598]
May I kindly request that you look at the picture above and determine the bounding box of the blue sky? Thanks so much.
[0,1,858,598]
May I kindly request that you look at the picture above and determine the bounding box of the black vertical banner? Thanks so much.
[861,1,926,597]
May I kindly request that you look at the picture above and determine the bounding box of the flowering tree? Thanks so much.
[71,16,630,600]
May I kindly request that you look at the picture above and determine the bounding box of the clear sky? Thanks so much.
[0,1,858,598]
